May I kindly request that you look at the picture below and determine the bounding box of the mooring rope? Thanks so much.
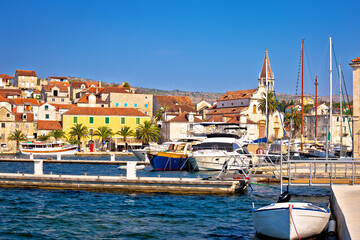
[289,204,301,240]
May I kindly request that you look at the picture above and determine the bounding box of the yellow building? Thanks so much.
[62,106,151,150]
[297,96,314,105]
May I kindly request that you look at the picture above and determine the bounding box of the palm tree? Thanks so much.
[49,129,65,142]
[69,123,89,151]
[8,129,27,152]
[93,126,114,151]
[65,134,78,145]
[258,91,277,141]
[37,134,51,142]
[284,108,301,138]
[116,126,134,150]
[135,120,161,145]
[155,105,169,123]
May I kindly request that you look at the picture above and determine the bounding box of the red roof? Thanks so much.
[259,50,273,79]
[207,115,224,122]
[43,84,69,92]
[155,95,193,108]
[33,90,41,94]
[100,87,131,94]
[77,93,107,104]
[16,70,37,77]
[0,74,13,82]
[226,115,256,124]
[15,113,34,121]
[352,57,360,62]
[218,89,257,101]
[37,120,62,130]
[70,81,99,89]
[49,76,68,79]
[0,95,8,102]
[8,98,39,106]
[168,112,203,123]
[207,106,247,115]
[166,104,196,113]
[64,106,148,116]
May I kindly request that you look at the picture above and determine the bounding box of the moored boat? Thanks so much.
[148,141,196,171]
[20,142,78,155]
[252,202,330,239]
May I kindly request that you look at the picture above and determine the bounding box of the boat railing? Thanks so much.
[283,158,360,186]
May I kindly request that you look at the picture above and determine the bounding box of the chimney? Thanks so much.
[179,108,182,114]
[99,81,102,88]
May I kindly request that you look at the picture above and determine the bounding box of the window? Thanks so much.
[121,117,125,124]
[134,104,137,107]
[1,134,5,139]
[45,114,49,119]
[136,118,140,124]
[105,117,110,124]
[6,113,10,118]
[124,103,127,107]
[61,98,64,102]
[73,117,78,123]
[116,103,119,107]
[52,98,55,102]
[145,104,148,108]
[89,117,94,124]
[253,105,257,114]
[1,123,5,128]
[53,90,58,97]
[45,105,49,110]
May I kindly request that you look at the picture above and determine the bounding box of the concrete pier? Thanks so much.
[331,185,360,239]
[0,158,149,165]
[0,173,248,195]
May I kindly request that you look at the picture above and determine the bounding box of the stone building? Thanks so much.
[350,57,360,158]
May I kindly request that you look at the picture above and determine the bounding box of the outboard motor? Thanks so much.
[277,185,291,203]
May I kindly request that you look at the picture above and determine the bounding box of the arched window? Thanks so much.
[275,115,279,122]
[253,105,257,114]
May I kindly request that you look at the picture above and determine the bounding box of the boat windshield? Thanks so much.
[193,142,240,152]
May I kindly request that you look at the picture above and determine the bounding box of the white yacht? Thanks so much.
[20,142,78,155]
[189,133,253,171]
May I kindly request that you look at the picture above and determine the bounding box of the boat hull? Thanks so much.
[20,146,78,156]
[252,202,330,240]
[131,148,149,162]
[189,153,250,171]
[149,152,191,171]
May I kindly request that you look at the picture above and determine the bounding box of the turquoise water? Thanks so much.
[0,155,330,239]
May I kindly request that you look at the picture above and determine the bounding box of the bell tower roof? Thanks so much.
[259,49,273,79]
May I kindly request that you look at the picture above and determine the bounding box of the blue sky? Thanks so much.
[0,0,358,97]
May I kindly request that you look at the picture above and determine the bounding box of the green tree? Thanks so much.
[123,82,130,88]
[155,105,169,123]
[284,108,301,138]
[135,120,161,145]
[8,130,27,152]
[69,123,89,151]
[116,126,134,150]
[258,92,277,141]
[37,134,51,142]
[303,104,313,113]
[93,126,114,151]
[65,134,78,145]
[49,129,65,142]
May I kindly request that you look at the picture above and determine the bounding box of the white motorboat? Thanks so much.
[20,142,78,155]
[189,133,253,171]
[252,202,330,239]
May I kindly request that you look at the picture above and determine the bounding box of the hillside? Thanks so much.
[67,76,352,104]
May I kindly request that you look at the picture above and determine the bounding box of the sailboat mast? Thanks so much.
[329,36,333,145]
[315,76,318,144]
[301,39,304,151]
[340,63,343,157]
[265,51,268,142]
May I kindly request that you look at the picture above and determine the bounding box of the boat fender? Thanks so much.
[327,219,336,236]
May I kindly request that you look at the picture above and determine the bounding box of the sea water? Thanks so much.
[0,155,330,239]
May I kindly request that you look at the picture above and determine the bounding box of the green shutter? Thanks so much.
[136,118,140,124]
[105,117,110,124]
[89,117,94,124]
[73,116,78,123]
[121,117,125,124]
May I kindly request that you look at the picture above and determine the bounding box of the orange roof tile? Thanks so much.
[100,86,131,94]
[70,81,99,89]
[207,106,247,115]
[218,89,257,101]
[64,106,148,116]
[43,84,69,92]
[37,120,62,130]
[166,104,196,113]
[15,113,34,121]
[352,57,360,62]
[155,95,193,108]
[77,94,107,104]
[33,90,41,94]
[168,112,203,123]
[16,70,37,77]
[49,76,68,79]
[207,115,224,122]
[259,50,273,79]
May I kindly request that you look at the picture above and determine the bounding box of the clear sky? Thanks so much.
[0,0,358,97]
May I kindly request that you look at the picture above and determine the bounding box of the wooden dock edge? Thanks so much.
[0,174,248,195]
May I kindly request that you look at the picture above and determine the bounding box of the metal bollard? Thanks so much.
[34,160,43,175]
[126,161,137,179]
